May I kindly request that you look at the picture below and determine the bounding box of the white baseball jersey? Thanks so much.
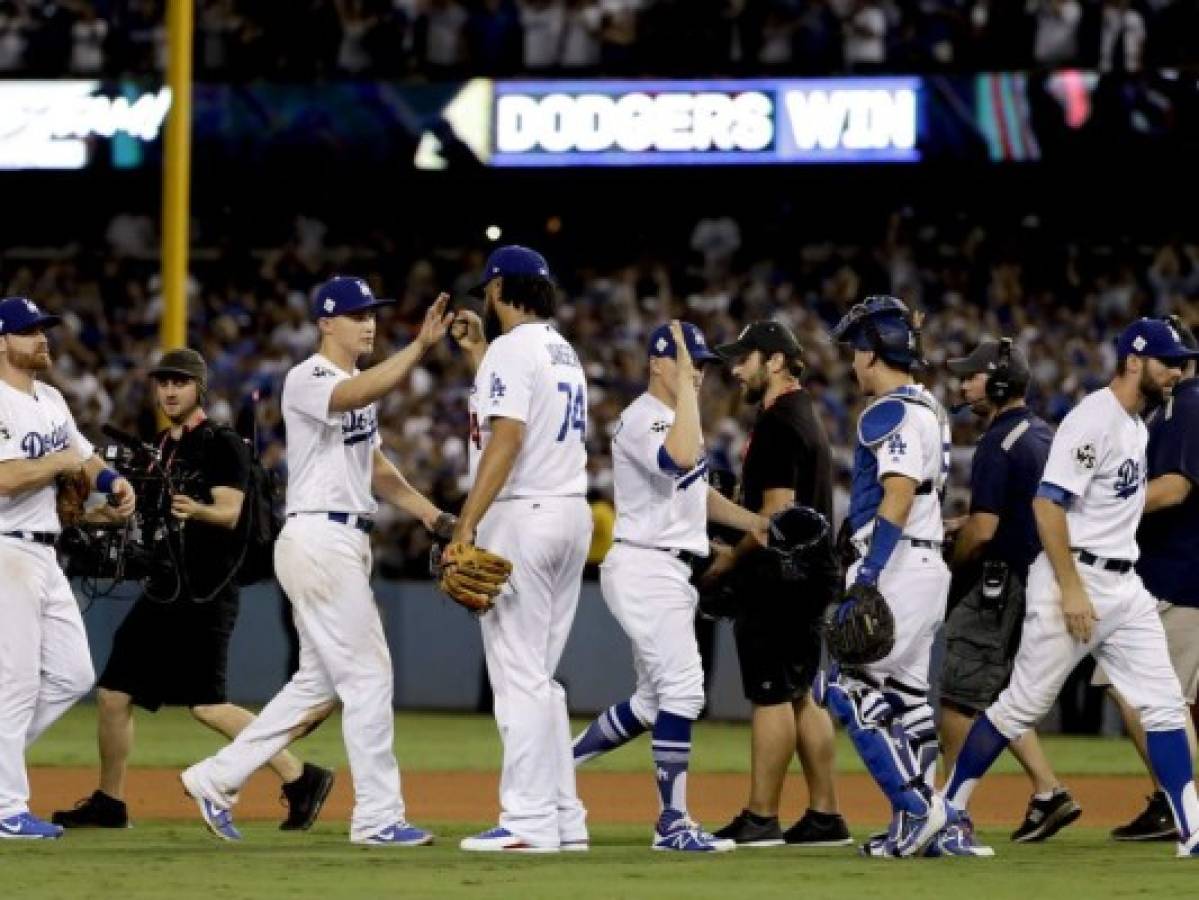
[0,379,94,532]
[281,353,381,517]
[850,384,949,545]
[610,392,708,555]
[1040,387,1147,561]
[469,322,587,499]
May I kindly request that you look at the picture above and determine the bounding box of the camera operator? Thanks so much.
[53,349,333,831]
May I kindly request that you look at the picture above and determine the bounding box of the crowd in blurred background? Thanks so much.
[0,0,1197,78]
[4,202,1196,575]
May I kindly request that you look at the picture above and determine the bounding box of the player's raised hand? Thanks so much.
[1060,581,1099,642]
[416,293,454,350]
[669,320,694,373]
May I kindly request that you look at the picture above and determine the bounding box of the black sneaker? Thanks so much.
[280,764,335,831]
[1111,792,1179,842]
[1011,789,1082,843]
[51,790,129,828]
[712,809,785,847]
[784,809,854,847]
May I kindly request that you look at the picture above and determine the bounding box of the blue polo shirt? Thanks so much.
[1137,378,1199,607]
[970,406,1053,578]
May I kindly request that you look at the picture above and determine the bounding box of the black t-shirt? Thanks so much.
[739,389,836,579]
[147,420,248,600]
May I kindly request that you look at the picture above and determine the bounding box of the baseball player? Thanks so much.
[0,296,136,840]
[182,277,454,845]
[571,320,768,852]
[1093,317,1199,842]
[450,246,593,853]
[943,318,1199,859]
[817,296,960,858]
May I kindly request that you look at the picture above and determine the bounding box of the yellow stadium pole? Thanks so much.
[159,0,193,353]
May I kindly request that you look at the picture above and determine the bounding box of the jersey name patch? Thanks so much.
[21,422,70,459]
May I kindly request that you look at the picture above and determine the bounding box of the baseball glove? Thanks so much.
[55,469,92,528]
[823,582,896,666]
[690,553,740,620]
[437,542,513,613]
[765,504,831,580]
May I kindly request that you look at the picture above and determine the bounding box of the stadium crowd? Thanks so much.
[0,0,1197,78]
[3,203,1196,575]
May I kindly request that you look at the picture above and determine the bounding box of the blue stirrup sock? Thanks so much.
[1147,728,1199,841]
[573,700,649,765]
[651,711,694,820]
[943,714,1009,811]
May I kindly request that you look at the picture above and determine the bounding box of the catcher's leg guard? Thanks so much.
[820,671,932,817]
[884,685,939,790]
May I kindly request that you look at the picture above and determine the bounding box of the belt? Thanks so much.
[905,538,944,551]
[2,530,58,546]
[613,538,701,567]
[495,493,586,502]
[290,512,375,534]
[1074,550,1133,574]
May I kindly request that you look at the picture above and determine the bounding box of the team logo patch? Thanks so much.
[1114,458,1143,499]
[656,337,668,353]
[1073,442,1097,472]
[0,422,9,440]
[650,420,668,433]
[323,298,336,313]
[311,365,334,379]
[489,373,507,400]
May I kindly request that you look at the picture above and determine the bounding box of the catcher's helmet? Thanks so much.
[831,295,925,372]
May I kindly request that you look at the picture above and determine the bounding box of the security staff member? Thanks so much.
[704,322,848,847]
[1099,318,1199,842]
[941,339,1080,843]
[53,350,333,830]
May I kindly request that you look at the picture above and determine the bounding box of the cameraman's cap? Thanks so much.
[0,296,61,335]
[149,348,208,386]
[947,339,1031,383]
[1116,318,1199,362]
[468,245,552,298]
[647,322,720,364]
[716,321,803,362]
[311,276,395,320]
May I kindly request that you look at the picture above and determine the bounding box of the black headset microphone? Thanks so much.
[949,338,1015,414]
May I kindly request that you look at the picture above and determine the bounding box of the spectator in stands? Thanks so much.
[841,0,887,71]
[1032,0,1081,67]
[465,0,522,74]
[519,0,564,71]
[560,0,602,69]
[1098,0,1146,71]
[417,0,468,75]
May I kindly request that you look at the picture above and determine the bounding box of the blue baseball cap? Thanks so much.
[1116,318,1199,362]
[311,276,395,320]
[647,322,721,364]
[468,245,552,298]
[0,296,62,335]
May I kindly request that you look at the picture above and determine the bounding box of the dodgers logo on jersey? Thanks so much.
[886,433,907,460]
[21,423,70,459]
[342,408,377,446]
[489,373,506,401]
[1113,458,1142,499]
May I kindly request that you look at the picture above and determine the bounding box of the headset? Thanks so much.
[984,337,1015,406]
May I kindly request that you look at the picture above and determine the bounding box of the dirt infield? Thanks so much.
[31,767,1153,827]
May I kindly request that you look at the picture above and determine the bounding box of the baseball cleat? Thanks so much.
[859,830,897,858]
[280,764,335,831]
[1112,792,1179,842]
[1176,829,1199,858]
[181,769,241,842]
[0,812,64,840]
[561,839,590,852]
[784,809,854,847]
[894,794,947,857]
[1011,789,1082,843]
[459,826,558,853]
[352,822,434,846]
[652,821,735,853]
[925,816,995,858]
[711,809,785,847]
[52,790,130,829]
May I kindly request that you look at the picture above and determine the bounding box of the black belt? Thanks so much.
[2,530,58,546]
[613,539,700,567]
[291,512,375,534]
[1075,550,1133,574]
[905,538,944,551]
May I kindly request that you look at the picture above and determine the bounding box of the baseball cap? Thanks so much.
[0,296,62,335]
[647,322,721,364]
[311,276,395,320]
[1115,318,1199,362]
[467,245,552,298]
[947,339,1031,383]
[149,348,208,388]
[715,321,803,362]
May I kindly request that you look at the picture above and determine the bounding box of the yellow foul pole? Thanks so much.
[159,0,193,352]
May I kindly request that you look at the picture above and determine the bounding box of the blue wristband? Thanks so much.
[96,468,119,494]
[856,516,902,587]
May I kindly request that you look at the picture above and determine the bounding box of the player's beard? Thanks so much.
[1139,367,1167,406]
[6,345,51,371]
[742,372,766,405]
[483,303,504,343]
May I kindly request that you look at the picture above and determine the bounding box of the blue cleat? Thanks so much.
[180,769,240,841]
[652,812,734,853]
[894,794,947,857]
[353,821,434,846]
[0,812,63,840]
[925,816,995,858]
